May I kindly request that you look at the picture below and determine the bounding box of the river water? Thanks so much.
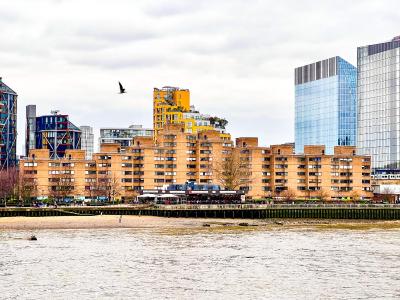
[1,227,400,299]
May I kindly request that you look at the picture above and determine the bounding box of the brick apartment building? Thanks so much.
[20,123,373,201]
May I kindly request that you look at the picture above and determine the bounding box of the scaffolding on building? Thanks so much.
[35,112,81,159]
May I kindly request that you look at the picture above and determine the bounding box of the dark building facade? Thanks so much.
[26,106,81,159]
[0,77,17,170]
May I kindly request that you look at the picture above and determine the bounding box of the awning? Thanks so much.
[158,194,179,198]
[138,194,158,198]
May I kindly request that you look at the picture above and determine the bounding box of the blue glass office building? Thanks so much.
[295,56,357,154]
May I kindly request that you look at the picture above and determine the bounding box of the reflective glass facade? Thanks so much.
[0,78,17,170]
[357,36,400,169]
[79,126,94,159]
[295,57,357,154]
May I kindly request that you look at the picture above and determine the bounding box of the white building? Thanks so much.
[80,126,94,159]
[99,125,153,147]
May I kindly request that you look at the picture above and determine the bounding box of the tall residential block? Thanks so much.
[25,105,36,157]
[295,56,357,154]
[153,86,230,141]
[20,123,372,201]
[357,36,400,169]
[0,77,17,170]
[99,125,153,147]
[25,106,81,159]
[80,126,94,159]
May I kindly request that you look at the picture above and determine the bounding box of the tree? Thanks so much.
[48,169,74,203]
[350,190,361,202]
[213,150,252,190]
[380,187,393,203]
[19,171,38,206]
[0,168,18,206]
[280,188,297,202]
[85,177,100,201]
[108,173,122,204]
[316,188,330,202]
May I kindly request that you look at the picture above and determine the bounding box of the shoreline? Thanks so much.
[1,215,400,230]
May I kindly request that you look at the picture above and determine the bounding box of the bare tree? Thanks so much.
[213,150,252,190]
[96,170,111,201]
[0,168,18,206]
[85,177,100,201]
[316,188,330,202]
[19,171,38,206]
[109,173,122,204]
[350,190,361,202]
[280,188,297,202]
[380,187,393,203]
[48,169,74,204]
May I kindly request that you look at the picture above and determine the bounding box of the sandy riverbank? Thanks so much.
[1,215,400,230]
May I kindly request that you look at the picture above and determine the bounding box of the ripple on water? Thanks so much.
[0,228,400,299]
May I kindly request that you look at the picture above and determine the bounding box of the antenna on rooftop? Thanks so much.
[51,110,60,115]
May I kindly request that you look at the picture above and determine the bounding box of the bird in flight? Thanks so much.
[119,82,126,94]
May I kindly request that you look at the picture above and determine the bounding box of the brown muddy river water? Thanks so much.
[1,226,400,299]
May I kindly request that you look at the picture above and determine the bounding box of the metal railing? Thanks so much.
[153,203,400,210]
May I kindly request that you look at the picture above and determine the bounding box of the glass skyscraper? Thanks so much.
[295,56,357,154]
[79,126,94,159]
[0,77,17,170]
[357,36,400,169]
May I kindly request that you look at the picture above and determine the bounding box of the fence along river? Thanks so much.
[1,205,400,220]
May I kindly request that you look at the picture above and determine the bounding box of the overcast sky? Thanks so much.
[1,0,399,154]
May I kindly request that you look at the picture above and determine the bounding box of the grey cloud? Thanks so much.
[144,0,205,17]
[75,25,158,43]
[0,10,19,24]
[5,0,400,154]
[68,54,164,69]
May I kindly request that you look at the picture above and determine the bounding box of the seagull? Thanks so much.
[118,82,126,94]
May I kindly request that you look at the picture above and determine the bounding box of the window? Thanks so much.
[24,170,37,174]
[99,163,111,167]
[276,164,288,169]
[275,172,288,176]
[309,157,321,162]
[99,155,111,160]
[275,179,287,183]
